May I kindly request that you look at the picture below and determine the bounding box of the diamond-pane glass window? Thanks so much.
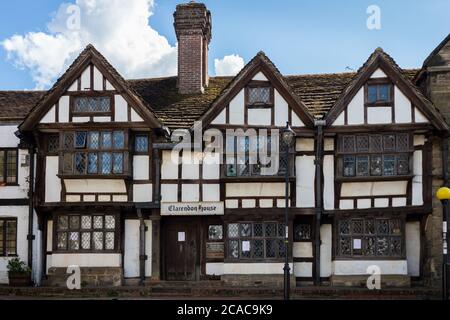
[48,135,59,153]
[265,239,276,258]
[105,216,115,229]
[74,97,111,113]
[69,232,79,250]
[135,135,148,152]
[101,153,112,174]
[396,134,409,151]
[356,136,369,152]
[294,224,311,241]
[57,233,67,250]
[383,155,396,176]
[69,216,80,229]
[93,232,103,250]
[383,135,396,151]
[265,223,276,237]
[58,216,68,230]
[253,223,263,237]
[343,155,355,177]
[81,232,91,250]
[254,239,264,258]
[105,232,115,250]
[208,225,223,240]
[228,240,239,259]
[397,154,409,175]
[88,153,98,174]
[93,216,103,229]
[112,153,123,174]
[369,135,383,152]
[81,216,91,229]
[101,132,112,149]
[248,87,271,105]
[113,131,125,149]
[75,153,87,174]
[228,224,239,238]
[342,136,355,153]
[88,132,100,149]
[75,132,87,149]
[370,155,382,176]
[240,223,252,237]
[64,133,74,150]
[356,156,369,176]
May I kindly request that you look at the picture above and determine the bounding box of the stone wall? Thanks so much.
[44,267,123,287]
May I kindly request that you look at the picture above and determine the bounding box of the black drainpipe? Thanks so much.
[314,120,325,285]
[136,208,148,286]
[27,146,35,270]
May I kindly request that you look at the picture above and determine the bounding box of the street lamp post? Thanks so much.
[281,122,295,301]
[437,186,450,300]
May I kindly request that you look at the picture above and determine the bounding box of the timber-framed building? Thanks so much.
[0,2,449,292]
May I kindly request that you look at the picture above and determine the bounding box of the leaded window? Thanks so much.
[47,135,59,154]
[0,149,18,185]
[294,224,311,241]
[367,83,393,104]
[247,87,272,106]
[208,225,223,240]
[227,222,285,260]
[336,216,404,258]
[55,214,117,252]
[73,97,111,114]
[338,133,412,178]
[135,134,149,153]
[60,131,128,176]
[0,218,17,256]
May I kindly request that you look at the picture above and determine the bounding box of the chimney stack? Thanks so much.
[174,2,212,94]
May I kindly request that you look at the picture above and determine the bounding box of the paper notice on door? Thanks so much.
[178,232,185,242]
[353,238,362,249]
[242,241,250,252]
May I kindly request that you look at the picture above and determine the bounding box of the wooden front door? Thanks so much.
[164,222,198,281]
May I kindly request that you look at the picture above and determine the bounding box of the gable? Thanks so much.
[39,63,144,124]
[198,52,314,129]
[326,48,448,131]
[20,44,161,131]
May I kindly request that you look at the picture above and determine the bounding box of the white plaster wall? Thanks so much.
[59,96,70,123]
[229,90,245,125]
[293,242,313,257]
[203,184,220,202]
[296,138,314,152]
[80,67,90,90]
[333,260,407,275]
[161,184,178,202]
[226,183,285,197]
[274,90,289,127]
[323,155,334,210]
[291,111,305,127]
[347,88,364,125]
[114,95,128,122]
[371,68,387,78]
[294,262,312,277]
[367,107,391,124]
[31,209,43,285]
[0,206,29,284]
[72,117,90,123]
[395,86,412,123]
[412,150,423,206]
[106,79,115,91]
[247,108,271,126]
[223,263,292,274]
[206,263,224,276]
[93,66,103,91]
[133,156,149,180]
[182,184,199,202]
[333,112,345,126]
[203,152,220,180]
[133,184,152,202]
[182,151,201,180]
[161,150,179,180]
[50,254,121,267]
[296,156,315,208]
[253,72,268,81]
[0,125,20,148]
[211,109,226,125]
[320,224,332,277]
[406,221,420,277]
[415,108,429,123]
[324,138,334,151]
[40,106,55,124]
[124,220,139,278]
[341,181,408,197]
[64,179,126,194]
[45,156,61,203]
[131,109,144,122]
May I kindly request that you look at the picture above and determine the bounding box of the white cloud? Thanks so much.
[2,0,178,89]
[214,54,245,76]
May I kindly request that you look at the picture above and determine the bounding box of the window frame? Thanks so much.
[334,215,406,260]
[0,148,19,186]
[245,81,274,108]
[58,130,130,178]
[70,93,114,118]
[364,79,394,107]
[336,133,414,181]
[134,133,150,154]
[0,217,18,257]
[52,212,120,253]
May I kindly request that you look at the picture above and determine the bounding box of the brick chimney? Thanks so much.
[174,1,212,94]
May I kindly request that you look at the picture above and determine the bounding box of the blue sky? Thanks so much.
[0,0,449,90]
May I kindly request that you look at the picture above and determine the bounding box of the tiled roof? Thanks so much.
[0,91,45,121]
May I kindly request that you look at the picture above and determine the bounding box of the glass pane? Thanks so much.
[0,151,4,182]
[390,237,402,256]
[69,232,79,250]
[57,232,67,250]
[69,216,80,229]
[101,132,112,149]
[6,150,17,183]
[48,135,59,153]
[112,153,124,174]
[93,232,104,250]
[376,237,389,256]
[101,153,112,174]
[383,155,396,176]
[370,155,382,176]
[58,216,68,230]
[81,216,91,229]
[88,153,98,174]
[93,216,103,229]
[81,232,91,250]
[264,223,276,237]
[105,215,115,229]
[64,133,74,150]
[379,84,390,101]
[248,87,271,104]
[75,153,87,174]
[356,136,369,152]
[368,85,377,103]
[265,239,276,258]
[278,224,285,237]
[226,164,237,177]
[339,220,350,235]
[364,237,376,256]
[383,135,396,151]
[113,131,125,149]
[228,240,239,259]
[135,135,148,152]
[5,220,16,255]
[369,135,383,152]
[365,219,375,234]
[343,155,355,177]
[356,156,369,176]
[63,153,73,174]
[239,223,252,237]
[88,132,100,149]
[75,132,87,149]
[278,239,286,258]
[74,97,111,113]
[105,232,115,250]
[396,133,409,151]
[339,237,351,255]
[377,219,390,234]
[397,154,409,175]
[342,136,355,153]
[294,224,311,241]
[228,224,239,238]
[253,223,263,237]
[254,239,264,258]
[208,225,223,240]
[390,219,402,235]
[351,219,364,234]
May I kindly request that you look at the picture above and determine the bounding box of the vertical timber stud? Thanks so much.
[137,208,148,286]
[314,120,326,285]
[27,145,36,270]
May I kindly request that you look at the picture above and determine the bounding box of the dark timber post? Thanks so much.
[27,146,36,270]
[314,120,325,285]
[137,208,148,286]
